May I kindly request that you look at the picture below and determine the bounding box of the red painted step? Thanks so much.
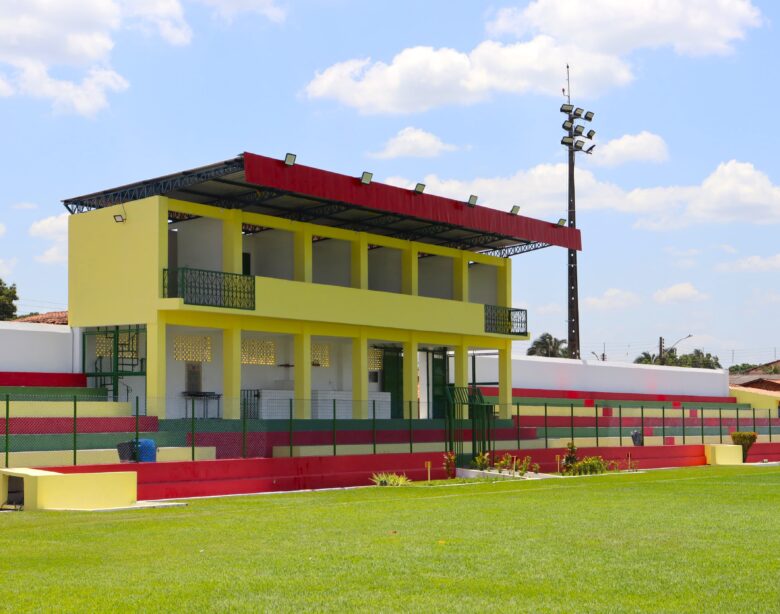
[0,372,87,387]
[0,416,158,434]
[482,386,736,405]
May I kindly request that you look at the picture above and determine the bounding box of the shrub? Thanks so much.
[371,472,411,486]
[471,451,491,471]
[562,442,578,473]
[495,452,514,473]
[518,455,532,476]
[531,462,541,474]
[568,456,609,476]
[442,452,457,479]
[730,431,758,462]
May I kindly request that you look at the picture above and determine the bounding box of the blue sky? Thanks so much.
[0,0,778,366]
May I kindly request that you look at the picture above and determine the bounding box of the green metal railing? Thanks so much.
[163,267,255,310]
[484,305,528,335]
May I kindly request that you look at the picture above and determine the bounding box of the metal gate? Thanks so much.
[446,386,495,466]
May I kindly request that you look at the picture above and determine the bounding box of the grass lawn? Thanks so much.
[2,465,779,612]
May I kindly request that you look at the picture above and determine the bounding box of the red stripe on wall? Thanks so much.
[481,386,736,404]
[0,372,87,387]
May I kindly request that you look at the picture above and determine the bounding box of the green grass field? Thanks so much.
[2,466,779,612]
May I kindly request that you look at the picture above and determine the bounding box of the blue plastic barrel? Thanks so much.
[136,439,157,462]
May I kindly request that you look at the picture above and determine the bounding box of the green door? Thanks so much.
[430,348,448,419]
[382,347,404,419]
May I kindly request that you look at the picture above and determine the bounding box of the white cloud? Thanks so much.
[369,127,459,159]
[584,288,640,310]
[0,222,5,236]
[719,244,738,254]
[536,302,564,316]
[123,0,192,45]
[307,1,760,114]
[486,0,761,56]
[29,212,69,264]
[664,246,700,269]
[716,253,780,272]
[653,282,708,303]
[305,39,631,114]
[385,159,780,230]
[591,131,668,167]
[11,202,38,210]
[195,0,285,23]
[0,257,17,277]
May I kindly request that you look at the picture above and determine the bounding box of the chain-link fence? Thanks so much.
[1,393,777,469]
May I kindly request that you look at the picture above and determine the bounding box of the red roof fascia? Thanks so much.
[243,152,582,251]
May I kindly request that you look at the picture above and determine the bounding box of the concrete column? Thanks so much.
[293,328,311,418]
[223,326,242,419]
[498,341,513,419]
[402,334,418,418]
[351,332,368,418]
[293,227,313,283]
[350,235,368,290]
[145,316,166,418]
[453,252,469,302]
[453,343,469,389]
[222,211,243,274]
[401,244,419,296]
[498,259,512,307]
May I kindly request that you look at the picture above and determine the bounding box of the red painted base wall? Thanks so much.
[0,372,87,387]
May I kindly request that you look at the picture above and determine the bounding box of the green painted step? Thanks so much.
[0,386,109,401]
[4,431,184,453]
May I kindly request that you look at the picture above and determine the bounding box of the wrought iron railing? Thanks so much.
[163,267,255,310]
[484,305,528,335]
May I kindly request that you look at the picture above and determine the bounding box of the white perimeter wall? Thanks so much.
[0,322,80,373]
[474,355,729,397]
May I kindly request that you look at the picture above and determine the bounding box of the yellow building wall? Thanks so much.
[730,387,780,411]
[69,196,167,327]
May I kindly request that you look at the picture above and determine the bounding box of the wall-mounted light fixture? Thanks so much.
[509,205,520,215]
[284,153,297,166]
[467,194,478,207]
[414,182,426,194]
[360,171,373,185]
[113,203,127,223]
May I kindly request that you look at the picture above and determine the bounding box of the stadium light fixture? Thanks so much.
[586,129,596,139]
[467,194,478,207]
[360,171,373,185]
[562,120,573,130]
[510,205,520,215]
[284,153,297,166]
[584,111,595,122]
[561,136,574,146]
[557,218,566,226]
[585,144,596,154]
[574,140,585,151]
[414,182,426,194]
[573,107,584,118]
[560,103,574,113]
[573,125,585,136]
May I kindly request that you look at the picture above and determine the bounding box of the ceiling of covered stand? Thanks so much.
[63,152,581,256]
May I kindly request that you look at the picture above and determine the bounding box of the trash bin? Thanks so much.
[117,441,136,462]
[630,429,644,447]
[136,439,157,462]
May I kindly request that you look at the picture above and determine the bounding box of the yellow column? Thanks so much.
[350,234,368,289]
[223,326,242,419]
[402,334,418,418]
[294,227,313,283]
[453,252,469,302]
[293,327,311,418]
[498,340,513,418]
[453,343,469,389]
[222,211,243,274]
[145,316,166,418]
[498,259,512,307]
[351,332,368,418]
[401,244,418,295]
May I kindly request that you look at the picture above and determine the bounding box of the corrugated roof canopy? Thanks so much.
[63,152,581,257]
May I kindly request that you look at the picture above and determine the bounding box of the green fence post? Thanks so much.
[769,409,773,443]
[289,400,294,457]
[595,403,599,447]
[753,407,757,434]
[736,407,740,432]
[241,401,247,459]
[641,406,644,442]
[618,405,623,446]
[333,399,337,457]
[570,403,574,445]
[516,403,520,449]
[700,407,705,444]
[191,398,196,461]
[661,406,665,443]
[719,407,723,443]
[681,407,686,445]
[372,400,376,455]
[4,394,9,468]
[135,396,140,460]
[73,395,78,466]
[544,403,548,448]
[409,401,413,454]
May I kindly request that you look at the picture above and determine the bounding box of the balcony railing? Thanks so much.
[163,267,255,310]
[484,305,528,336]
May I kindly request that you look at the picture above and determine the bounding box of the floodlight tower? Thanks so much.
[560,64,595,360]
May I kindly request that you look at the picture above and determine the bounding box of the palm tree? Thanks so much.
[527,333,569,358]
[633,351,658,365]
